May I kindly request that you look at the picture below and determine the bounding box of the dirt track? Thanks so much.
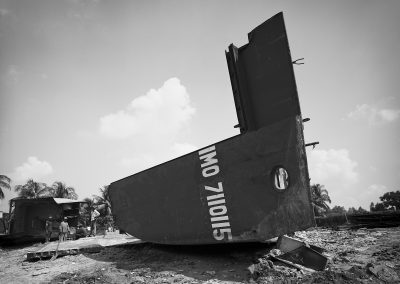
[1,227,399,283]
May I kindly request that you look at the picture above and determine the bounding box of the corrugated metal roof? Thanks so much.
[11,197,87,205]
[53,198,86,204]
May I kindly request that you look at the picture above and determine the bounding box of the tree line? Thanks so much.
[1,175,78,200]
[311,183,400,216]
[0,175,111,203]
[2,174,398,220]
[0,175,113,231]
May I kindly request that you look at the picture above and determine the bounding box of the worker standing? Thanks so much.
[59,217,70,242]
[45,216,53,242]
[90,209,100,236]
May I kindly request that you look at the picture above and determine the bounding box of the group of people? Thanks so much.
[45,217,70,242]
[44,209,102,242]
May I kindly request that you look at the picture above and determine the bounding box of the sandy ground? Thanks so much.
[0,227,399,283]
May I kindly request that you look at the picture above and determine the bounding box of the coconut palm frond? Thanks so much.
[51,181,78,200]
[0,175,11,184]
[92,185,112,215]
[14,179,49,199]
[310,184,332,215]
[0,175,11,200]
[0,180,11,190]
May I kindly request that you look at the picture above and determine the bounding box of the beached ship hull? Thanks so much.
[109,12,315,244]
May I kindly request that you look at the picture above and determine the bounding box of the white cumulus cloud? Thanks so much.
[307,148,360,208]
[366,184,387,197]
[11,156,53,183]
[119,142,197,173]
[99,78,195,141]
[348,104,400,125]
[308,149,358,186]
[99,78,197,175]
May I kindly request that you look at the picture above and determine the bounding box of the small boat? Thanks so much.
[109,12,315,245]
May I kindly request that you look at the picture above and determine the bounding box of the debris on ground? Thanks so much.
[0,228,399,283]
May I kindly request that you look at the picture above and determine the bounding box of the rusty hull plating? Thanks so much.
[109,12,315,245]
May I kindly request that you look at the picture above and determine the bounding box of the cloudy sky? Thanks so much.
[1,0,399,213]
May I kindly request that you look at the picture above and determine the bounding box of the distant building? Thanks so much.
[8,197,86,239]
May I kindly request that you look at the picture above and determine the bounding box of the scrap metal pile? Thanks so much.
[247,227,400,283]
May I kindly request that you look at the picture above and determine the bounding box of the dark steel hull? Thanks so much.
[109,12,315,244]
[109,115,314,244]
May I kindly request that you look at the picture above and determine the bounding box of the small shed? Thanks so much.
[8,197,86,238]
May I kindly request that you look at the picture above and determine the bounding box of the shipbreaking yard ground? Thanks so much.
[0,227,400,283]
[26,233,143,261]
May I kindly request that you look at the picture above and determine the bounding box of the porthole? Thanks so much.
[272,166,289,191]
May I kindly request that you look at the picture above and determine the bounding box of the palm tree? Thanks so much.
[50,181,78,200]
[310,184,331,216]
[14,179,50,199]
[82,196,106,236]
[0,175,11,200]
[83,197,96,211]
[80,197,96,227]
[93,185,111,214]
[93,185,113,232]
